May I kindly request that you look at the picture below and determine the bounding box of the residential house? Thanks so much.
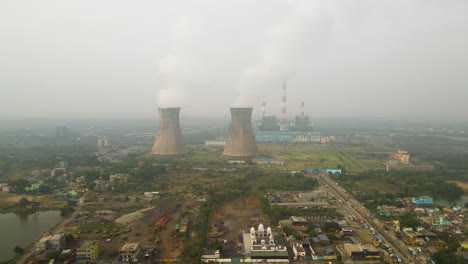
[36,234,66,251]
[76,240,99,261]
[119,243,140,262]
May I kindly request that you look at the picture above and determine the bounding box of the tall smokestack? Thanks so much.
[280,81,288,131]
[262,101,266,117]
[222,108,258,160]
[151,107,187,158]
[301,102,305,117]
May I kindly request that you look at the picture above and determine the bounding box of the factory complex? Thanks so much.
[152,83,326,161]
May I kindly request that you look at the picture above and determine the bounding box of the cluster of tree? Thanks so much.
[258,172,318,191]
[181,199,212,260]
[430,230,465,263]
[424,153,468,170]
[7,179,54,195]
[18,197,30,207]
[267,204,340,224]
[356,192,404,210]
[60,200,76,216]
[0,144,99,171]
[336,170,464,202]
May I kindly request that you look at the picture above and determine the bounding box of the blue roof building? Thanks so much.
[317,234,330,244]
[412,196,433,205]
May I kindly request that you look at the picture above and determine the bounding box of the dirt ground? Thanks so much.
[92,195,201,261]
[209,197,271,258]
[156,196,200,259]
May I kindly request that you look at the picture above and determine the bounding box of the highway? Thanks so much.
[317,173,419,264]
[331,144,369,171]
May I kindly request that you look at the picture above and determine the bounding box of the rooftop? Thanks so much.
[78,240,97,249]
[120,243,140,251]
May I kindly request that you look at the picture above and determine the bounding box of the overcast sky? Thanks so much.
[1,0,467,121]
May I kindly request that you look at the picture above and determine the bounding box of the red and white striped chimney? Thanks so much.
[301,101,305,117]
[280,81,288,131]
[262,101,266,117]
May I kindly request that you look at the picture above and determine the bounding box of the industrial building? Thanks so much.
[291,102,313,132]
[36,233,66,252]
[385,163,435,172]
[76,240,99,261]
[256,90,317,142]
[255,131,321,143]
[252,157,284,165]
[343,243,380,260]
[222,108,258,160]
[151,107,187,158]
[412,196,433,205]
[204,140,226,147]
[257,115,280,131]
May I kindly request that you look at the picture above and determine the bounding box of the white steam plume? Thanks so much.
[233,2,333,107]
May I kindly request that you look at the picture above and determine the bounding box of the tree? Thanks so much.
[13,246,24,254]
[323,221,341,232]
[431,250,464,264]
[18,197,29,207]
[65,233,75,244]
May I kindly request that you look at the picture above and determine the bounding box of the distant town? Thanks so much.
[0,102,467,264]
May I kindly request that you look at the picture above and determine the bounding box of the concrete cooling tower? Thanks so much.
[151,107,187,158]
[222,107,259,160]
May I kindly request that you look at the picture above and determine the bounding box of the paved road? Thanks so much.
[318,173,415,264]
[331,144,369,171]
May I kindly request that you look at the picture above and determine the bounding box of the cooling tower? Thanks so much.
[151,107,187,158]
[222,107,258,160]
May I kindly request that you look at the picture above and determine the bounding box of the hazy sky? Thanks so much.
[1,0,467,121]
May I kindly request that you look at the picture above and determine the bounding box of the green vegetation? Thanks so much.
[13,246,24,255]
[0,143,99,179]
[256,172,318,191]
[430,230,465,264]
[182,198,212,260]
[335,170,465,204]
[267,203,341,224]
[18,197,29,207]
[258,144,363,172]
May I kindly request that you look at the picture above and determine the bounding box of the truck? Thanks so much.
[387,246,393,253]
[408,247,417,256]
[393,253,402,263]
[340,228,353,237]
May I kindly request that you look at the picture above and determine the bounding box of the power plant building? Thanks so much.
[151,107,187,158]
[258,115,280,131]
[222,108,258,160]
[293,115,313,132]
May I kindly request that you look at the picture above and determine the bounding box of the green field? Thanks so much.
[187,147,225,165]
[339,145,387,171]
[258,144,363,173]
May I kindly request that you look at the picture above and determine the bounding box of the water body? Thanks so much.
[0,211,62,262]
